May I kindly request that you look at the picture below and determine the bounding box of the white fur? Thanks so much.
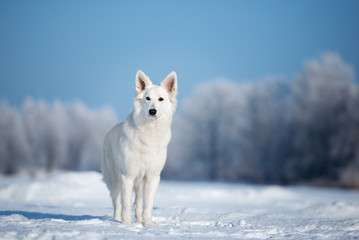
[102,70,177,227]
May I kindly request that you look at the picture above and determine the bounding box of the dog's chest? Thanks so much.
[126,123,170,172]
[134,125,169,155]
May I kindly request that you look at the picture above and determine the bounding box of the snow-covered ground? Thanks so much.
[0,172,358,239]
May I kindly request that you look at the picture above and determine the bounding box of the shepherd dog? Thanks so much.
[102,70,177,226]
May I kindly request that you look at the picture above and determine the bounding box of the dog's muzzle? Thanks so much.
[149,109,157,116]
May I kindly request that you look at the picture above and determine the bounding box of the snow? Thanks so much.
[0,172,359,239]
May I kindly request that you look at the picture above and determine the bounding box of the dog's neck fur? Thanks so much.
[130,111,172,138]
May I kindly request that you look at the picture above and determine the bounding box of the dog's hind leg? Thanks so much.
[111,182,122,222]
[114,193,122,221]
[102,147,122,222]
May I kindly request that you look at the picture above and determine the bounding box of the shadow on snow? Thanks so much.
[0,210,105,221]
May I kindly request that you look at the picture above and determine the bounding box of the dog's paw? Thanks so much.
[142,220,154,227]
[122,217,132,225]
[135,216,143,223]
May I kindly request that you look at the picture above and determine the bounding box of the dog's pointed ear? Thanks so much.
[135,70,152,93]
[161,71,177,98]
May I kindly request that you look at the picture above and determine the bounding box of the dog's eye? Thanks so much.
[159,97,164,102]
[146,97,151,101]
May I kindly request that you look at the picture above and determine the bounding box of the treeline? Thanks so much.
[0,99,116,175]
[163,53,359,188]
[1,53,358,188]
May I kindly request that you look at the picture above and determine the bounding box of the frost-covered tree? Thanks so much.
[23,98,51,171]
[165,80,241,180]
[164,52,359,187]
[0,99,116,175]
[336,92,359,188]
[165,78,290,182]
[48,101,69,170]
[0,101,29,174]
[235,79,291,183]
[286,53,358,183]
[69,103,116,171]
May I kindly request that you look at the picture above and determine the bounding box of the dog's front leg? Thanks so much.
[134,183,144,223]
[121,175,134,224]
[142,175,160,227]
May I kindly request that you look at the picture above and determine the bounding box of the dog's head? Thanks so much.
[134,70,177,120]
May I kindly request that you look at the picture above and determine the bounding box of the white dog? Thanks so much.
[102,70,177,226]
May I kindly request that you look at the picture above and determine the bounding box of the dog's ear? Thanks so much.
[135,70,152,93]
[161,71,177,98]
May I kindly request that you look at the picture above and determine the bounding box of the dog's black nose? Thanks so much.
[149,109,157,116]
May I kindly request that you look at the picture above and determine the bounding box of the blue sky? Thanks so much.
[1,0,359,119]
